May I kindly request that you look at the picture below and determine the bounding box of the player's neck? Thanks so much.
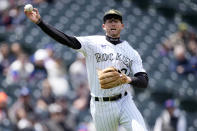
[106,35,122,45]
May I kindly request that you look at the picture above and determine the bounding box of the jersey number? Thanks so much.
[120,68,130,76]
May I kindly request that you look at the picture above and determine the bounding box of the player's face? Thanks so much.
[102,18,124,38]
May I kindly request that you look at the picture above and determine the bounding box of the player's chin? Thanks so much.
[109,32,118,37]
[111,34,119,38]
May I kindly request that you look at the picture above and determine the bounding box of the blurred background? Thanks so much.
[0,0,197,131]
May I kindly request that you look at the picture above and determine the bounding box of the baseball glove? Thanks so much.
[97,67,131,89]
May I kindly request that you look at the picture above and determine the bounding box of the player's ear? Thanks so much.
[102,24,105,29]
[121,23,124,29]
[102,24,106,31]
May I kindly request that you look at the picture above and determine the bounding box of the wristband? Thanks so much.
[36,18,42,24]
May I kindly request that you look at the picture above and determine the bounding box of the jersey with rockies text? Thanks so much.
[76,35,145,97]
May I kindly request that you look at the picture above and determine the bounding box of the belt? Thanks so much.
[94,91,127,102]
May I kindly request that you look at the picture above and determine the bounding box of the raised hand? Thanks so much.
[24,8,41,24]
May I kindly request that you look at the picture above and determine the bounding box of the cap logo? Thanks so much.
[108,10,116,14]
[103,9,122,23]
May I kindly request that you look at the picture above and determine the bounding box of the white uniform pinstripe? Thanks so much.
[76,35,147,131]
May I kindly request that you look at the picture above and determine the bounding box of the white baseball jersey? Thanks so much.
[76,35,145,97]
[76,35,148,131]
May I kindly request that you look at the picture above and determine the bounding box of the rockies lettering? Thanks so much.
[116,53,132,68]
[95,52,133,68]
[95,53,113,62]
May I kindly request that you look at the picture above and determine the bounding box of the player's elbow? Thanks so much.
[140,81,148,88]
[135,80,148,88]
[141,75,149,88]
[132,72,149,88]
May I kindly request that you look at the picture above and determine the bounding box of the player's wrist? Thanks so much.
[127,76,132,84]
[35,18,42,24]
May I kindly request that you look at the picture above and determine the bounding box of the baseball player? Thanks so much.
[25,8,149,131]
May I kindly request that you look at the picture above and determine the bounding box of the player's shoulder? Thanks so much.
[86,35,105,40]
[122,40,135,50]
[76,35,105,42]
[122,40,140,55]
[76,35,105,46]
[78,35,104,39]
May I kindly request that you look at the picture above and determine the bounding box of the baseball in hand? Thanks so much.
[24,4,33,12]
